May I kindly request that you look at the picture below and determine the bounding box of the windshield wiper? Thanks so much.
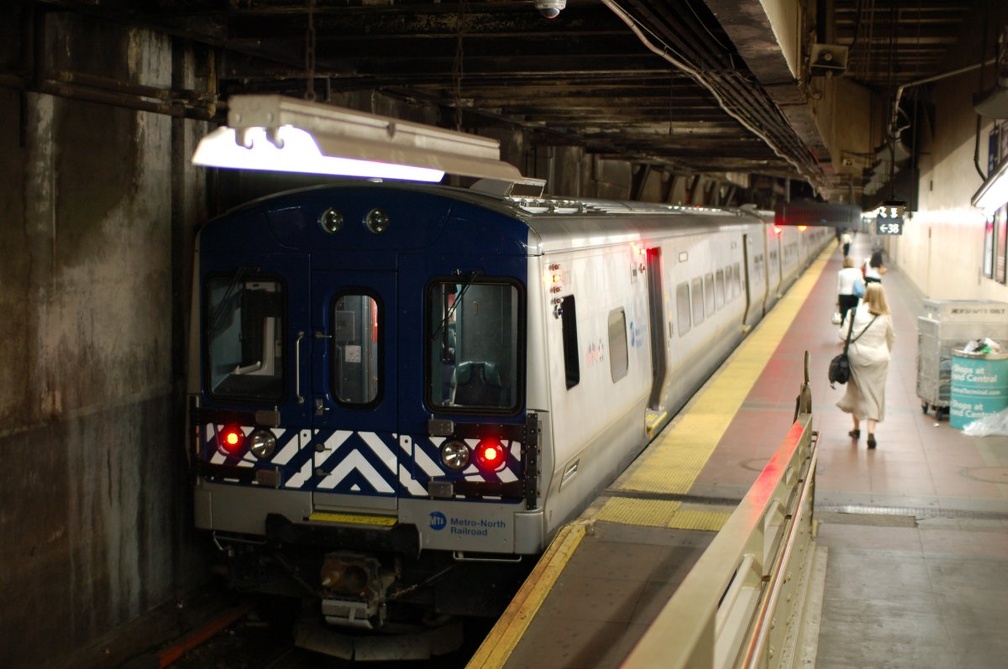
[431,269,483,341]
[208,266,249,335]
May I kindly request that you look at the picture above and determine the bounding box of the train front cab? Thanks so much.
[189,189,543,637]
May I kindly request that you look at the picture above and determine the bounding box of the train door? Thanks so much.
[645,247,669,410]
[741,233,759,327]
[309,270,399,513]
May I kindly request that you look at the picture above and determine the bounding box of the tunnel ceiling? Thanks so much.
[18,0,988,200]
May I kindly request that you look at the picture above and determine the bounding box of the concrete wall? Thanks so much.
[0,14,207,668]
[888,1,1008,307]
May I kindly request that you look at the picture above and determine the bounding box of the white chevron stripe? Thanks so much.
[317,451,394,493]
[285,459,312,489]
[399,465,428,495]
[360,432,397,473]
[412,439,445,477]
[314,430,353,467]
[271,428,299,465]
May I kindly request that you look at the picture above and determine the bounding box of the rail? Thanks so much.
[621,411,818,669]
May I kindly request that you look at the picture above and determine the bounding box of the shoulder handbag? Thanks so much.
[829,315,878,388]
[853,278,865,298]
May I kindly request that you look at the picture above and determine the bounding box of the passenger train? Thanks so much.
[187,178,832,657]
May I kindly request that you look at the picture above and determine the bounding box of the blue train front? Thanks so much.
[189,182,543,645]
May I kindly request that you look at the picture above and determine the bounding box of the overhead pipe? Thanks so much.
[601,0,826,193]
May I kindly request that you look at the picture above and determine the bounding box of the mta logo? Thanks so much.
[429,511,447,531]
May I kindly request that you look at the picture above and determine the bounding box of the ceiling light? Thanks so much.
[972,159,1008,215]
[192,94,523,183]
[535,0,566,19]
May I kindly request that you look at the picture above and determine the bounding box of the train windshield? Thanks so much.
[428,279,520,412]
[205,276,284,402]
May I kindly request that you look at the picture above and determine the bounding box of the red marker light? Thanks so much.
[218,425,246,457]
[474,440,506,471]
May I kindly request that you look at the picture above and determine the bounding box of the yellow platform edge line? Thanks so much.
[467,244,836,669]
[616,244,833,498]
[466,521,589,669]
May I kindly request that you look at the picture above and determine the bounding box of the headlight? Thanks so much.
[440,440,471,471]
[249,429,277,459]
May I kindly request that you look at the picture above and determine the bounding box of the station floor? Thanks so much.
[469,235,1008,669]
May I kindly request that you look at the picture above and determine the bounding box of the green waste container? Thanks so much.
[949,351,1008,429]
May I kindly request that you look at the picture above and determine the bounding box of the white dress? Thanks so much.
[836,304,896,421]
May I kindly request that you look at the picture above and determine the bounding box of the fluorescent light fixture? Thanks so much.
[972,158,1008,215]
[192,94,523,183]
[194,126,446,181]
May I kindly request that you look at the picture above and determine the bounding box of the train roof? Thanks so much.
[202,179,767,257]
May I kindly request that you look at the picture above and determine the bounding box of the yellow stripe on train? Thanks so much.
[308,512,398,526]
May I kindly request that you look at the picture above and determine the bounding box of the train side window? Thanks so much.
[691,277,704,325]
[205,276,284,402]
[704,273,715,315]
[675,282,691,335]
[426,279,521,412]
[559,295,580,389]
[608,308,628,383]
[331,293,380,406]
[732,263,742,297]
[715,269,725,308]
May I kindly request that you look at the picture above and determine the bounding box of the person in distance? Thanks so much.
[835,255,864,328]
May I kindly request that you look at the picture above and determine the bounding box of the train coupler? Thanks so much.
[318,551,397,629]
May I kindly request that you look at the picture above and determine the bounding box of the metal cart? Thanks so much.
[916,300,1008,419]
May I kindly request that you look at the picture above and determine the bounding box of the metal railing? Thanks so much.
[621,411,818,669]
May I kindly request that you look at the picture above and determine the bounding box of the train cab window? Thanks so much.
[427,279,521,412]
[559,295,580,389]
[675,282,691,335]
[715,269,725,308]
[691,277,704,325]
[330,293,380,406]
[704,273,715,315]
[206,277,284,402]
[608,308,628,383]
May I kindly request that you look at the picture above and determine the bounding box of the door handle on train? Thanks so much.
[295,330,305,404]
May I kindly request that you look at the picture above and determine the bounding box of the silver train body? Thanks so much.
[186,180,831,651]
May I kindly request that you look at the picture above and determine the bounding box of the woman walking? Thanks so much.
[835,255,864,327]
[837,283,895,448]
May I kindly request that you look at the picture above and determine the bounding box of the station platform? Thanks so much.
[468,235,1008,669]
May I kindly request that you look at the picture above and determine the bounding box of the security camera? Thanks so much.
[535,0,566,19]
